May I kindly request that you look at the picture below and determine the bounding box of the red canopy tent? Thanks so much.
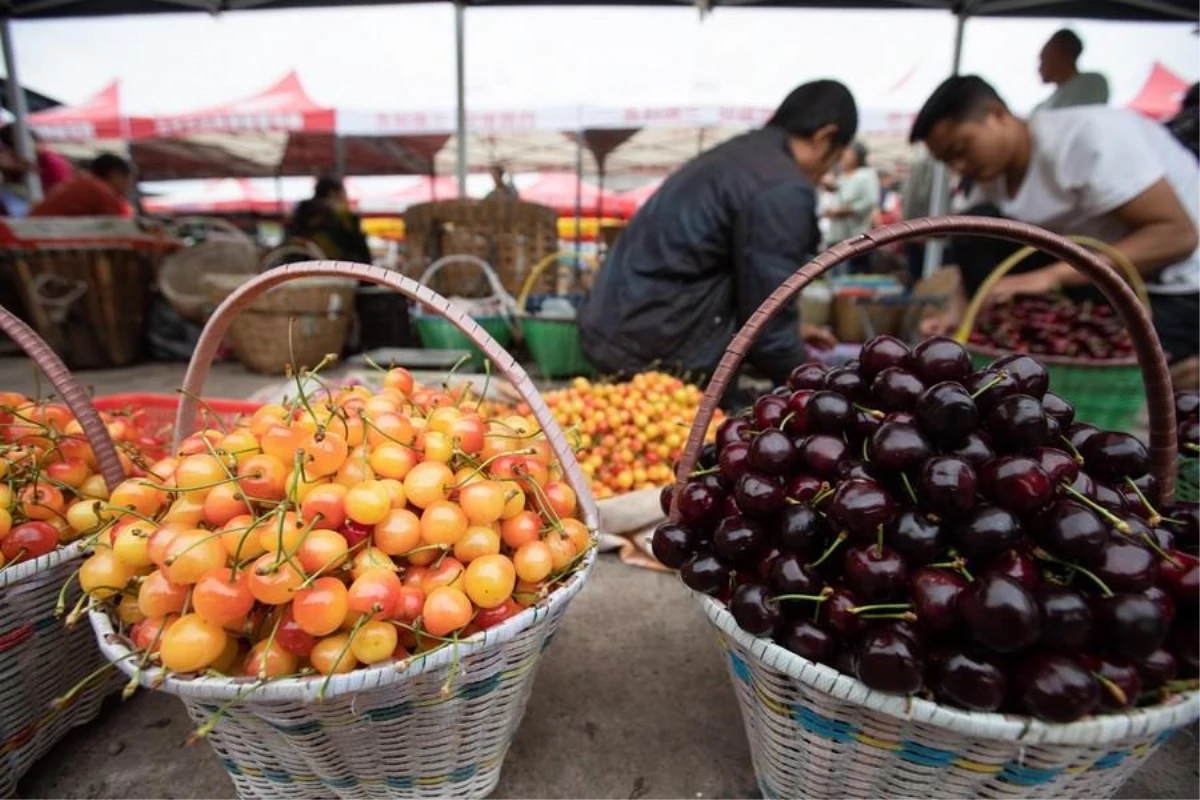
[353,175,461,214]
[141,178,288,215]
[618,179,664,214]
[515,171,630,218]
[1127,62,1190,121]
[142,71,334,138]
[29,80,137,141]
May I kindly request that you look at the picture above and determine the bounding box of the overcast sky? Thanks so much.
[4,6,1197,118]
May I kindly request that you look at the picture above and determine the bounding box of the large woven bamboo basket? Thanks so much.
[159,219,259,323]
[0,306,128,796]
[202,274,356,375]
[403,199,559,299]
[90,261,600,800]
[671,217,1199,799]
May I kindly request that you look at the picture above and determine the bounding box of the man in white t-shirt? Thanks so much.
[910,75,1200,374]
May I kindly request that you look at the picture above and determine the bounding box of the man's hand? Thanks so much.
[986,268,1062,307]
[801,323,838,351]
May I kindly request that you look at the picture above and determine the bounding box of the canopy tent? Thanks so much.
[28,80,133,141]
[0,77,59,113]
[141,177,290,214]
[1128,61,1191,121]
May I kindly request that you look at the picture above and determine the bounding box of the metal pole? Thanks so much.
[333,134,347,177]
[573,129,584,260]
[1,17,42,203]
[921,10,967,278]
[454,1,468,199]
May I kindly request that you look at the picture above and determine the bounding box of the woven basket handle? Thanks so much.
[0,304,126,491]
[173,261,598,525]
[953,234,1152,343]
[672,216,1179,502]
[418,254,516,314]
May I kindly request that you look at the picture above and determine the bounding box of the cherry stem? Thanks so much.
[810,486,836,507]
[689,466,720,478]
[861,437,870,464]
[318,613,372,703]
[772,587,834,606]
[1136,531,1181,568]
[1091,671,1128,707]
[853,404,884,419]
[969,371,1008,400]
[1185,443,1199,454]
[807,531,847,569]
[1060,482,1132,534]
[1033,547,1113,597]
[876,524,884,558]
[858,611,918,622]
[1165,679,1200,692]
[900,473,918,505]
[779,412,796,431]
[1123,477,1164,526]
[1059,435,1085,465]
[849,603,912,615]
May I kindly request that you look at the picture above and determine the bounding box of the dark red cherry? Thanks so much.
[1080,432,1150,482]
[718,441,752,487]
[1142,585,1176,628]
[1176,390,1200,416]
[1041,392,1075,427]
[827,479,896,540]
[1169,625,1199,678]
[1138,648,1178,689]
[915,382,979,445]
[936,649,1006,711]
[1041,499,1110,561]
[754,394,788,431]
[872,367,925,412]
[785,474,824,503]
[961,573,1041,654]
[716,416,752,450]
[980,456,1054,516]
[918,456,977,518]
[659,484,675,516]
[1038,587,1093,650]
[768,552,824,597]
[698,443,719,470]
[945,431,995,470]
[1095,593,1168,661]
[1092,482,1129,513]
[868,422,933,474]
[651,522,700,569]
[952,506,1022,565]
[784,390,814,435]
[778,504,827,556]
[730,583,781,637]
[859,335,911,380]
[843,543,908,602]
[823,587,861,638]
[856,627,923,695]
[757,546,782,583]
[676,481,724,530]
[909,568,967,637]
[837,460,875,482]
[787,362,828,391]
[824,366,866,400]
[965,368,1019,415]
[747,429,797,475]
[799,434,848,479]
[1017,653,1099,723]
[851,408,884,441]
[888,509,945,566]
[775,619,834,664]
[986,394,1049,452]
[987,549,1039,592]
[713,516,768,568]
[734,471,785,519]
[1159,551,1200,606]
[1033,446,1080,486]
[1093,540,1159,593]
[680,552,731,596]
[806,391,853,434]
[911,337,971,384]
[1066,423,1101,454]
[991,354,1049,398]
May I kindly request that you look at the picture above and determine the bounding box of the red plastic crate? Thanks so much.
[93,393,263,451]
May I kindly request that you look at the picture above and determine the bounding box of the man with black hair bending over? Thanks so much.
[911,75,1200,387]
[579,80,852,392]
[1035,29,1109,112]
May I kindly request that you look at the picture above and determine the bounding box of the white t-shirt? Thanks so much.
[979,106,1200,295]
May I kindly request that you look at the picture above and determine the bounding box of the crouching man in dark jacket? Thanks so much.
[579,80,856,395]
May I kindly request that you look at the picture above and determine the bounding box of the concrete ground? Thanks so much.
[4,357,1198,799]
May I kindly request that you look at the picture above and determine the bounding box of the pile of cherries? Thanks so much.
[1178,391,1199,454]
[969,296,1134,361]
[653,335,1199,723]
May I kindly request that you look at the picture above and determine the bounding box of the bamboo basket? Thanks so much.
[403,199,559,299]
[671,217,1198,799]
[202,273,357,375]
[955,237,1150,431]
[90,261,600,800]
[0,305,128,797]
[159,220,259,323]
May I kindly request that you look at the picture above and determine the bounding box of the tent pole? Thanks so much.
[454,0,468,200]
[1,17,42,203]
[921,9,967,278]
[333,134,347,177]
[573,129,584,261]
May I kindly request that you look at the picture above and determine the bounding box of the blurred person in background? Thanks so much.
[288,176,370,263]
[1,125,75,216]
[823,141,880,271]
[875,169,902,226]
[910,76,1199,386]
[485,164,519,201]
[1166,83,1199,160]
[1034,29,1109,111]
[579,80,853,399]
[29,153,132,218]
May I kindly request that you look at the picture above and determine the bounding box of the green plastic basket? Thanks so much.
[522,317,593,378]
[967,347,1144,432]
[1177,455,1200,503]
[415,315,512,371]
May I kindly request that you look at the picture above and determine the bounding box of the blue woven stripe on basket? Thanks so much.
[727,650,1179,785]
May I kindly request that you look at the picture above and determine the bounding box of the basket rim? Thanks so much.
[89,543,597,703]
[964,341,1138,368]
[0,539,88,590]
[698,593,1200,746]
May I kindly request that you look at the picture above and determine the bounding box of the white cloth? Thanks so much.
[978,106,1200,295]
[1033,72,1110,112]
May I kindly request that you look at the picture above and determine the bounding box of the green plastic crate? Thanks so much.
[523,317,593,378]
[967,348,1144,431]
[414,316,513,371]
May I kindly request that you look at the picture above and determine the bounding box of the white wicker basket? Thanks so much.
[700,595,1199,799]
[0,307,129,796]
[89,260,601,800]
